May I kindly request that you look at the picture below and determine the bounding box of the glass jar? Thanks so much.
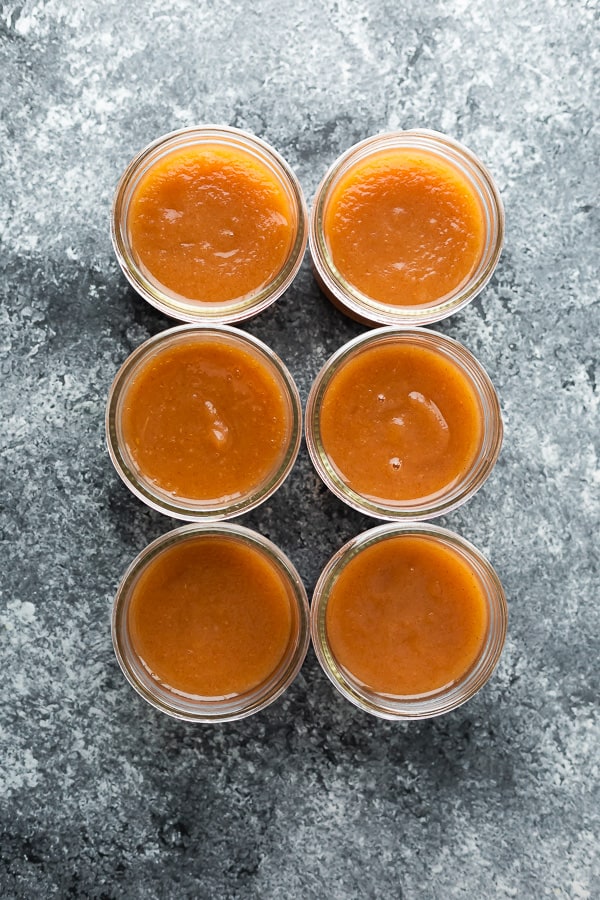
[305,326,502,521]
[106,324,302,520]
[309,129,504,326]
[112,126,307,324]
[311,522,507,720]
[112,523,310,722]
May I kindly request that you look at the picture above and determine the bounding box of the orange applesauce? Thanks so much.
[127,144,295,303]
[324,148,485,307]
[120,335,291,503]
[326,534,488,696]
[319,341,482,503]
[128,535,293,697]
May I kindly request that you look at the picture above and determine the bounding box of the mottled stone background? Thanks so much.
[1,0,598,897]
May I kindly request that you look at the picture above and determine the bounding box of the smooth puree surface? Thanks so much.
[128,144,295,303]
[324,148,485,307]
[319,341,482,503]
[121,336,291,503]
[128,535,293,697]
[325,535,488,696]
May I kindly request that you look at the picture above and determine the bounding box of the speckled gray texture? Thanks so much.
[1,0,598,897]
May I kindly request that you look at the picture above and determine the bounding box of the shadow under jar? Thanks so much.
[305,327,502,521]
[310,129,504,326]
[112,126,307,324]
[311,523,507,720]
[106,324,302,520]
[113,524,310,722]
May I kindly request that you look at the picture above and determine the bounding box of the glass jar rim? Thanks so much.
[305,326,503,521]
[106,323,302,521]
[311,522,508,720]
[112,522,310,722]
[309,128,504,326]
[111,125,308,324]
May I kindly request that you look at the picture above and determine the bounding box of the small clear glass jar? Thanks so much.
[106,324,302,520]
[112,523,310,722]
[311,523,507,720]
[310,129,504,326]
[112,126,307,324]
[305,326,503,521]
